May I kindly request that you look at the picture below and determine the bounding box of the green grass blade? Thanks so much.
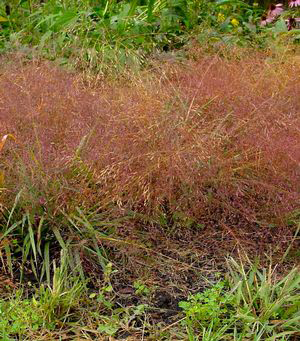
[52,226,66,250]
[4,243,13,277]
[6,190,22,228]
[128,0,139,17]
[147,0,156,21]
[27,212,37,263]
[44,241,51,285]
[37,216,45,257]
[0,220,22,242]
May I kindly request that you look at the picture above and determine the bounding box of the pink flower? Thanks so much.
[269,3,284,16]
[260,4,284,26]
[289,0,300,8]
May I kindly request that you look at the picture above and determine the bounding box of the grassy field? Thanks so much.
[0,0,300,340]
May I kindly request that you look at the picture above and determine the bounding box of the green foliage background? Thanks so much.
[0,0,270,73]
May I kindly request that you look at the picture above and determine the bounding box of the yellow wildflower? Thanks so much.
[231,18,239,27]
[217,13,226,23]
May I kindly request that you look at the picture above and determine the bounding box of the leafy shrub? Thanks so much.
[0,0,290,73]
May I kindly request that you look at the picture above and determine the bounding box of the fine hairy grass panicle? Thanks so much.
[0,1,300,339]
[0,52,299,226]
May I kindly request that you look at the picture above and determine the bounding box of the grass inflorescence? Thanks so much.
[0,48,299,338]
[0,1,299,340]
[0,52,299,223]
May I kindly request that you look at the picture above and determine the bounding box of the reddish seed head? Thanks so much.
[0,55,299,223]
